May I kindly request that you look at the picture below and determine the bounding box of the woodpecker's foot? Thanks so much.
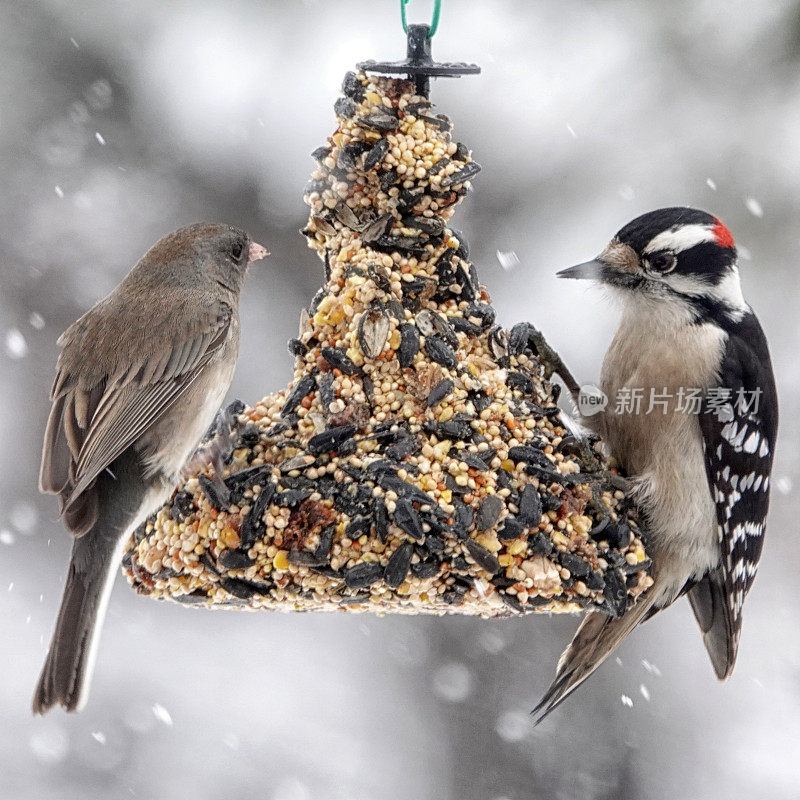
[583,470,634,522]
[527,327,582,403]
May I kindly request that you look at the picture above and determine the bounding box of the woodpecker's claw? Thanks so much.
[527,327,582,403]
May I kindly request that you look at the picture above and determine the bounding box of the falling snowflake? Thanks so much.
[5,328,28,359]
[744,197,763,218]
[152,703,173,726]
[640,684,651,701]
[706,178,717,191]
[496,250,520,271]
[621,694,634,707]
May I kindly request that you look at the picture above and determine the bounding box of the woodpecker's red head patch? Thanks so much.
[712,218,735,249]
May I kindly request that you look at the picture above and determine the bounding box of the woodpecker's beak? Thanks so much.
[556,259,605,281]
[248,242,270,263]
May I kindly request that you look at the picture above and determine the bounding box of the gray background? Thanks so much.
[2,1,799,798]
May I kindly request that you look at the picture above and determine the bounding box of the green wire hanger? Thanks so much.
[358,0,478,97]
[401,0,442,38]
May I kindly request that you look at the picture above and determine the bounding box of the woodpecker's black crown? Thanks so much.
[616,207,728,253]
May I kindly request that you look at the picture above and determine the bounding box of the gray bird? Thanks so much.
[34,223,268,714]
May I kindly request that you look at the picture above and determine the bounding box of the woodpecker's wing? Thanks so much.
[695,312,778,677]
[40,301,233,535]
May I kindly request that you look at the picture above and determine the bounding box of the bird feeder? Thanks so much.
[122,25,653,618]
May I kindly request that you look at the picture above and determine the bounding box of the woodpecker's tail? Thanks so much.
[533,594,658,723]
[32,524,126,714]
[686,568,736,680]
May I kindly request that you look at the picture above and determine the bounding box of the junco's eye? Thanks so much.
[230,241,245,261]
[647,252,676,273]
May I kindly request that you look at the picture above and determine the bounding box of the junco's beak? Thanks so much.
[248,242,269,263]
[556,259,604,281]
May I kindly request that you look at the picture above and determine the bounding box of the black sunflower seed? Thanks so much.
[401,215,444,236]
[453,501,475,533]
[311,145,331,162]
[218,550,255,571]
[224,465,270,503]
[412,558,440,579]
[379,169,400,191]
[373,498,390,542]
[397,323,420,368]
[357,112,399,131]
[275,489,312,507]
[603,568,628,618]
[170,491,194,521]
[450,317,481,336]
[529,531,554,556]
[239,483,275,549]
[475,494,504,531]
[497,518,525,540]
[440,161,481,188]
[287,338,307,357]
[559,552,591,579]
[344,562,384,589]
[518,485,543,526]
[465,303,495,330]
[427,378,454,408]
[361,213,394,244]
[605,522,632,549]
[282,374,316,416]
[424,335,457,368]
[321,346,359,375]
[363,138,390,170]
[442,589,465,606]
[288,550,326,567]
[307,424,357,455]
[393,498,425,541]
[507,372,533,394]
[346,515,371,538]
[452,449,489,471]
[334,96,357,118]
[425,418,473,442]
[428,156,450,176]
[198,475,229,510]
[341,71,365,100]
[314,525,335,561]
[507,446,553,470]
[585,570,606,591]
[385,434,421,461]
[465,539,500,574]
[499,592,524,613]
[384,542,414,588]
[423,534,445,555]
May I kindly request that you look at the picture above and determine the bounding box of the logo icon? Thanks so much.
[577,384,608,416]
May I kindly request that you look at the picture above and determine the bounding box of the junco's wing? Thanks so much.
[41,301,233,533]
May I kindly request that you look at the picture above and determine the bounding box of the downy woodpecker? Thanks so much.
[534,207,778,720]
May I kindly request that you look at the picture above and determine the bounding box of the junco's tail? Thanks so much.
[33,522,127,714]
[533,592,659,723]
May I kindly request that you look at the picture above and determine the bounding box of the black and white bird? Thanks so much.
[534,207,778,720]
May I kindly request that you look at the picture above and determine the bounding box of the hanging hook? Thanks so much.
[401,0,442,38]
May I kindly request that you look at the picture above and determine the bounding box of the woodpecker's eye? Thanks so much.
[647,252,676,273]
[230,240,245,261]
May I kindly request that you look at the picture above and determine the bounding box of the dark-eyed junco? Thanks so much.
[34,223,268,714]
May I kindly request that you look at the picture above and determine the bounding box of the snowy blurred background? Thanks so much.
[2,0,799,798]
